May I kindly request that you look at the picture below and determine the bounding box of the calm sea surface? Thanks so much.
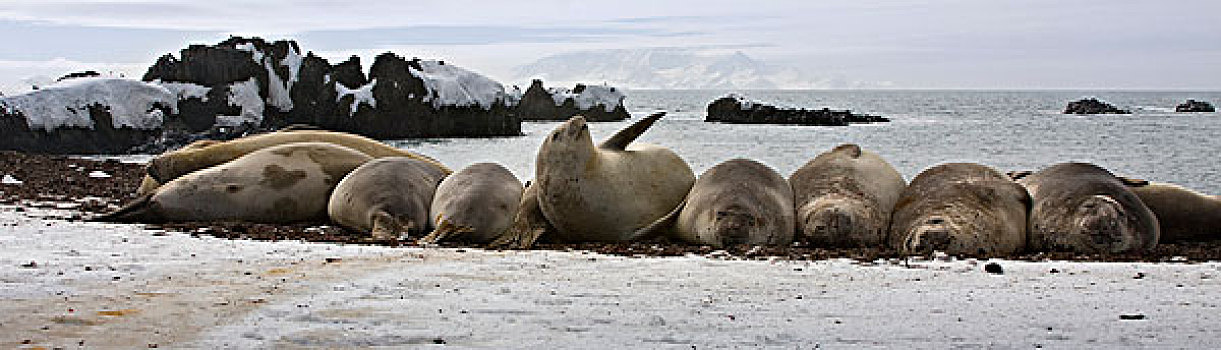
[395,90,1221,194]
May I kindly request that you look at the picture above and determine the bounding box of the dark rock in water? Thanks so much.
[1175,99,1215,113]
[705,94,889,126]
[1119,314,1146,320]
[515,79,629,121]
[1064,98,1130,114]
[57,71,101,82]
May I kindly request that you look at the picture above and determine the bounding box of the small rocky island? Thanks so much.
[0,37,627,154]
[1064,98,1130,115]
[706,94,889,126]
[515,80,628,121]
[1176,99,1215,113]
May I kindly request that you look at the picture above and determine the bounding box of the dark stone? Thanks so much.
[1064,98,1130,114]
[1175,99,1215,113]
[57,71,101,82]
[984,262,1003,274]
[1119,314,1146,320]
[705,95,889,125]
[515,79,629,121]
[0,104,163,154]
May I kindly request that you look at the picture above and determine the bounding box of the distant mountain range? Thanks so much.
[514,48,862,90]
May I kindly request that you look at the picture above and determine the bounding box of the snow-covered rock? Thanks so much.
[410,60,507,109]
[335,79,376,116]
[515,80,629,121]
[0,78,175,131]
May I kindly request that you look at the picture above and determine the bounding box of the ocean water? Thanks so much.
[395,90,1221,194]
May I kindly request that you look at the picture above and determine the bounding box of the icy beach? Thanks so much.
[3,205,1218,348]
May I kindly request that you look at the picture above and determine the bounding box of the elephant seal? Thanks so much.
[889,163,1030,256]
[421,163,524,244]
[327,157,448,240]
[95,142,372,223]
[1017,162,1158,253]
[1126,181,1216,242]
[789,144,905,248]
[638,158,793,247]
[146,130,448,184]
[135,139,221,196]
[527,112,695,243]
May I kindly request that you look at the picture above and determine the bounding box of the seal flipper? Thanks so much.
[599,111,666,150]
[419,217,475,244]
[488,184,553,249]
[89,194,155,223]
[628,196,687,242]
[369,211,410,240]
[1116,176,1150,187]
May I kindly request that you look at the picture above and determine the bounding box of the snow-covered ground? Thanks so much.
[3,205,1219,348]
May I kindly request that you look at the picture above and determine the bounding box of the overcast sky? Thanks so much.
[1,0,1218,93]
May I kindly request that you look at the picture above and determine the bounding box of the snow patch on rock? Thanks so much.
[548,84,625,112]
[409,60,505,109]
[336,79,376,117]
[0,78,175,131]
[1,175,21,185]
[281,46,303,88]
[222,78,264,126]
[263,60,293,112]
[155,81,211,102]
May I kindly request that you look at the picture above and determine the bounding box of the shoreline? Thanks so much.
[2,150,1219,263]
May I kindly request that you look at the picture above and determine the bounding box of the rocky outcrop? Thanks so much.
[1064,98,1130,114]
[0,78,175,153]
[515,80,629,121]
[57,71,101,82]
[1176,99,1215,113]
[1,37,537,154]
[705,94,888,126]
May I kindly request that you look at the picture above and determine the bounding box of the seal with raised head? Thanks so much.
[638,158,794,247]
[95,142,372,223]
[327,157,448,240]
[421,162,524,244]
[1016,162,1159,253]
[889,163,1030,256]
[789,144,905,248]
[145,130,448,184]
[526,112,695,243]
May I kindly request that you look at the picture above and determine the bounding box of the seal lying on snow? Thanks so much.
[145,130,448,184]
[95,142,372,223]
[889,163,1030,256]
[327,157,448,240]
[421,162,523,244]
[1016,162,1158,253]
[636,158,794,247]
[789,144,905,248]
[498,112,695,245]
[1127,181,1220,242]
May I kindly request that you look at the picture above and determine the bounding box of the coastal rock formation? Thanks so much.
[1064,98,1130,115]
[705,94,889,126]
[0,78,174,153]
[1176,99,1215,113]
[514,79,628,121]
[0,37,539,154]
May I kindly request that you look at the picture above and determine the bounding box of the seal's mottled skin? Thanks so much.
[1129,182,1220,243]
[328,157,448,240]
[889,163,1030,256]
[535,114,694,242]
[135,139,221,196]
[424,162,523,244]
[669,158,794,247]
[1017,162,1159,253]
[146,130,448,184]
[99,142,372,223]
[789,144,905,248]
